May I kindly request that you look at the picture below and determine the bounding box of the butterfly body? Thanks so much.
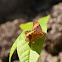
[25,19,45,42]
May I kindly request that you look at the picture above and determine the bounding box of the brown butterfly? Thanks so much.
[25,19,45,42]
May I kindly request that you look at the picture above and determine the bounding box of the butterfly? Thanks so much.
[25,19,45,42]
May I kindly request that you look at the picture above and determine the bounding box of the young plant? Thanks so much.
[9,15,50,62]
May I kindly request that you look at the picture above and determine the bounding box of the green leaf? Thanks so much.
[9,35,21,62]
[17,32,30,62]
[20,22,33,30]
[17,15,50,62]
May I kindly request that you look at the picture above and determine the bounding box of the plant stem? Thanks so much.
[39,54,41,62]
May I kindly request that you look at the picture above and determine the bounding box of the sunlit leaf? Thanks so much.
[20,22,33,30]
[17,15,50,62]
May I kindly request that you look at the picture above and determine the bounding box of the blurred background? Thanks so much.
[0,0,62,62]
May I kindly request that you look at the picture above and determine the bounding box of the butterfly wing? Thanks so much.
[31,31,43,42]
[26,31,44,42]
[33,19,42,33]
[25,31,34,42]
[25,31,31,35]
[33,19,38,27]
